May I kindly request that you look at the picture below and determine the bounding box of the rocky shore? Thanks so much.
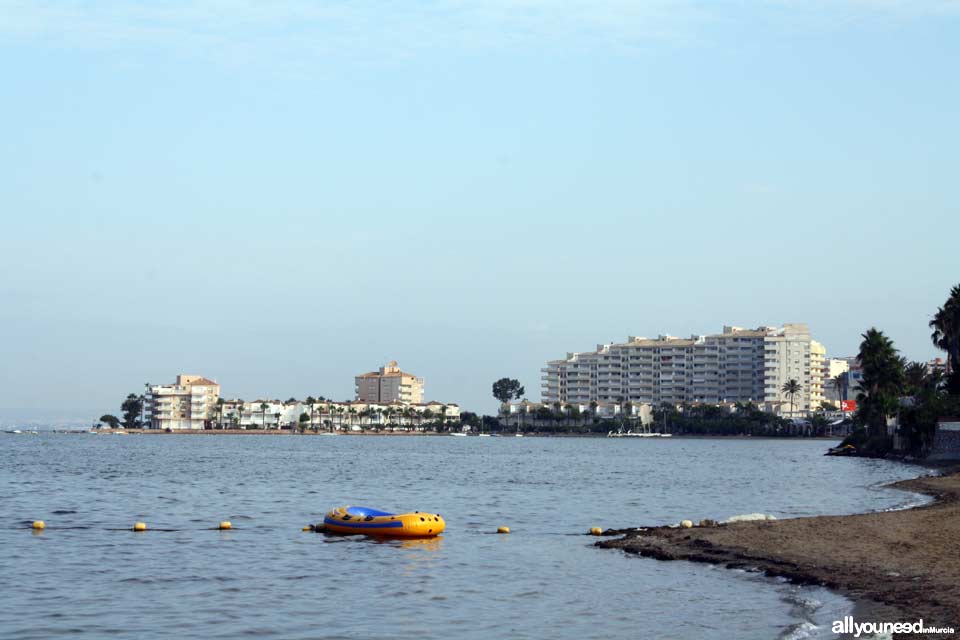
[598,471,960,635]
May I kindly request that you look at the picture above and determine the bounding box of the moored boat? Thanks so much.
[321,506,445,537]
[607,430,672,438]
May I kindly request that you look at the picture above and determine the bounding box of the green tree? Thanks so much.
[930,284,960,395]
[121,393,143,429]
[781,379,802,417]
[99,414,120,429]
[492,378,525,405]
[855,328,905,437]
[216,397,225,430]
[298,412,310,433]
[260,402,268,429]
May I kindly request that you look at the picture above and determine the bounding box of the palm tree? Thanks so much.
[857,328,905,437]
[930,284,960,394]
[305,396,316,429]
[832,374,846,403]
[216,398,225,430]
[904,361,928,396]
[781,379,802,417]
[259,402,268,430]
[274,411,281,430]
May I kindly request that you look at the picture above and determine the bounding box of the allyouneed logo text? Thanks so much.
[833,616,955,637]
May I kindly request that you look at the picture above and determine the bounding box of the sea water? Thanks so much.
[0,435,927,639]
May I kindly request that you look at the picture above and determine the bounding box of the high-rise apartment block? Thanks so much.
[542,324,823,416]
[355,361,424,404]
[145,374,220,430]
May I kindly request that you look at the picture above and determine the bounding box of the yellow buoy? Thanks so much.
[218,521,232,530]
[497,526,510,534]
[302,526,312,532]
[590,527,603,536]
[133,521,147,532]
[32,520,45,530]
[680,520,693,529]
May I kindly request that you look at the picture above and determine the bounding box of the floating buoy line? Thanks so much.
[20,517,619,538]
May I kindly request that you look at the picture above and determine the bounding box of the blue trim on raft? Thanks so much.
[323,518,404,529]
[345,506,395,517]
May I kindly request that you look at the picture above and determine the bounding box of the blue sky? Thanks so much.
[1,1,958,415]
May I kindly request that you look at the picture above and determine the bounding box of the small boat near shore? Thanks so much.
[825,444,857,456]
[607,430,672,438]
[321,506,445,537]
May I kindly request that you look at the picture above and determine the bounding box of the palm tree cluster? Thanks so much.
[848,284,960,453]
[930,284,960,395]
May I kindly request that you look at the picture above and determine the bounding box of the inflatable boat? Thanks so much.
[322,506,445,537]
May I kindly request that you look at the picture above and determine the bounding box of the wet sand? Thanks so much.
[599,471,960,635]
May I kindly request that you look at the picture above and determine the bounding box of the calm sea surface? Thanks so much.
[0,434,930,639]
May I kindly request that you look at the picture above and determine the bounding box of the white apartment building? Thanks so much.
[145,374,220,430]
[823,358,850,403]
[542,324,824,416]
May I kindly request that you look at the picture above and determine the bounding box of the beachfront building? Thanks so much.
[542,324,825,416]
[145,374,221,430]
[355,361,424,404]
[823,358,851,404]
[808,341,826,410]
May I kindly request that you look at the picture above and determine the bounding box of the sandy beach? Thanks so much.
[598,471,960,635]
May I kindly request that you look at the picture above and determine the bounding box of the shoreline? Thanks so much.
[597,470,960,635]
[75,429,845,440]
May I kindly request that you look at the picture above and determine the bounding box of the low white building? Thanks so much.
[214,399,460,430]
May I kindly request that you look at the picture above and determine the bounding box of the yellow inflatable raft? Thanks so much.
[322,506,445,537]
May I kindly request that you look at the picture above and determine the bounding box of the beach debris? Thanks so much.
[680,520,694,529]
[698,519,718,528]
[722,513,777,524]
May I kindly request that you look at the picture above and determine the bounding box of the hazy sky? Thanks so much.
[1,1,958,416]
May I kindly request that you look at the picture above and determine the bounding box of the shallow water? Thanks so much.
[0,434,928,639]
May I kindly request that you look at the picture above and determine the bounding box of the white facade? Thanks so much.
[823,358,850,403]
[216,399,460,430]
[542,324,824,416]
